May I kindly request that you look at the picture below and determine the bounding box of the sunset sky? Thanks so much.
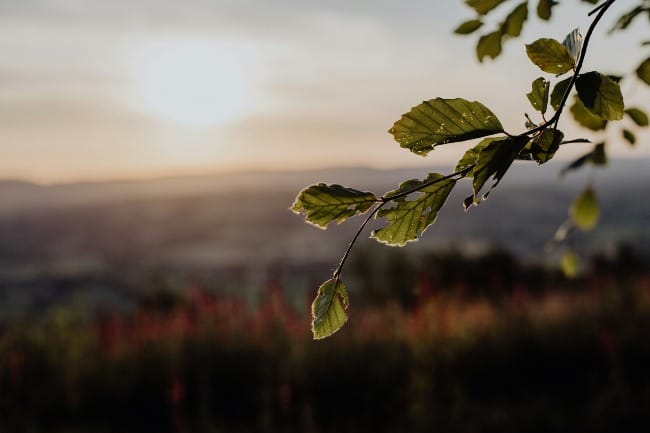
[1,0,648,183]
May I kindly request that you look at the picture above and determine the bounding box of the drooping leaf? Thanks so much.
[562,28,583,61]
[371,173,456,247]
[470,136,529,206]
[570,97,607,131]
[537,0,558,21]
[465,0,507,15]
[477,30,503,61]
[622,128,637,146]
[575,72,624,120]
[526,38,575,74]
[455,137,502,173]
[502,2,528,37]
[389,98,504,156]
[610,6,645,33]
[638,58,650,85]
[311,278,349,339]
[570,187,599,231]
[530,128,564,164]
[625,108,649,126]
[560,142,607,176]
[561,250,580,278]
[550,77,572,111]
[527,77,550,114]
[292,184,377,228]
[455,19,483,34]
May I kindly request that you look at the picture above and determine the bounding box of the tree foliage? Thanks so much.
[293,0,649,339]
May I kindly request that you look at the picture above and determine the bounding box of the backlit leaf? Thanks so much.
[292,184,377,228]
[637,58,650,85]
[570,97,607,131]
[470,136,529,206]
[455,19,483,35]
[570,187,599,231]
[575,72,624,120]
[625,108,649,126]
[530,128,564,164]
[455,137,502,173]
[465,0,506,15]
[527,77,550,114]
[502,2,528,37]
[477,30,503,61]
[550,77,572,111]
[311,279,349,340]
[389,98,504,156]
[560,142,607,176]
[372,174,456,246]
[526,38,575,74]
[561,250,580,278]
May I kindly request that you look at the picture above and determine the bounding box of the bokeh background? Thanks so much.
[1,1,650,432]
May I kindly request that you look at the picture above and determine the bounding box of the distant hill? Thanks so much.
[0,159,647,319]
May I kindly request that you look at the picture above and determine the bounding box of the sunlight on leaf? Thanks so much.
[292,184,377,229]
[575,72,624,120]
[389,98,504,156]
[311,278,349,340]
[570,97,607,131]
[526,38,575,74]
[570,187,599,231]
[372,174,456,246]
[470,136,529,206]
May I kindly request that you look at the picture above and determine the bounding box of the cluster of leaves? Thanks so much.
[293,0,649,339]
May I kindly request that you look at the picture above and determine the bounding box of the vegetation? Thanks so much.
[292,0,650,338]
[2,249,650,433]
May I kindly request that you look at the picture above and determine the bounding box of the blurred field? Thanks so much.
[1,246,650,433]
[1,162,650,432]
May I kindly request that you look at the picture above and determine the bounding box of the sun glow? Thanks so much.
[132,37,256,127]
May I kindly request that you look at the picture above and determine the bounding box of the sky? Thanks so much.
[1,0,648,183]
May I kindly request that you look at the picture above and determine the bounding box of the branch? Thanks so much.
[333,164,475,278]
[525,0,618,136]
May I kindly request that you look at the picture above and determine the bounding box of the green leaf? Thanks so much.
[575,72,624,120]
[638,58,650,85]
[570,187,599,231]
[622,129,636,146]
[526,38,575,74]
[502,2,528,37]
[470,136,529,206]
[311,278,349,340]
[560,142,607,176]
[455,19,483,35]
[537,0,558,21]
[610,6,645,33]
[477,30,503,62]
[530,129,564,164]
[292,184,377,229]
[389,98,504,156]
[561,250,580,278]
[625,108,649,126]
[465,0,507,15]
[527,77,550,114]
[372,174,456,247]
[455,137,501,173]
[550,77,572,111]
[570,97,607,131]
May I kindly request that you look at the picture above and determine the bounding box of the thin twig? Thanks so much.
[333,164,475,278]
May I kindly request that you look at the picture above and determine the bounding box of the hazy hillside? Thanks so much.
[0,159,648,319]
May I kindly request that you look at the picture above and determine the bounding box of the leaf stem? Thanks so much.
[524,0,618,137]
[333,164,475,278]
